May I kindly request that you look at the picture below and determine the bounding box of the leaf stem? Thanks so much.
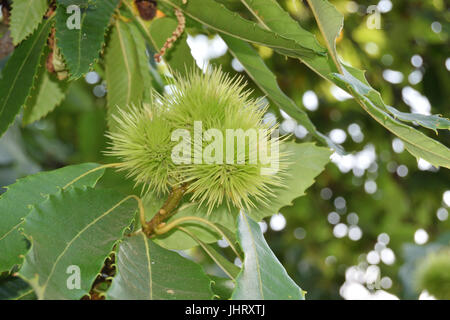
[143,184,188,237]
[177,226,238,280]
[153,215,243,261]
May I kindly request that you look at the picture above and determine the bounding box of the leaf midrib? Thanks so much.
[241,213,264,299]
[161,0,314,55]
[140,233,153,300]
[75,10,89,76]
[39,195,132,298]
[115,21,133,105]
[0,221,23,242]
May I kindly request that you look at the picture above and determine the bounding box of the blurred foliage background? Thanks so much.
[0,0,449,299]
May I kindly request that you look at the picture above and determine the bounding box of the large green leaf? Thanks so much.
[105,20,146,131]
[305,0,342,67]
[0,163,105,273]
[222,34,342,153]
[241,0,450,168]
[160,0,325,59]
[19,187,137,300]
[248,142,331,221]
[236,0,339,77]
[128,22,154,103]
[232,213,305,300]
[106,233,213,300]
[55,0,119,79]
[239,0,324,53]
[386,106,450,132]
[9,0,48,45]
[23,67,67,126]
[0,18,52,138]
[332,72,450,168]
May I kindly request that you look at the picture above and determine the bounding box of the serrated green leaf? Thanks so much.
[150,198,238,250]
[232,212,305,300]
[386,106,450,131]
[9,0,48,45]
[246,0,450,168]
[309,0,450,168]
[160,0,325,59]
[305,0,342,66]
[107,233,213,300]
[55,0,119,79]
[332,71,450,168]
[239,0,324,53]
[0,163,106,273]
[335,65,450,133]
[222,34,343,154]
[127,21,154,103]
[23,68,67,126]
[247,142,331,221]
[19,187,137,300]
[0,18,52,138]
[239,0,339,78]
[105,20,146,131]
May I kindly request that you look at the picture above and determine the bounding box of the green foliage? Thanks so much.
[160,0,325,58]
[189,239,241,280]
[105,20,147,131]
[23,65,67,126]
[247,142,331,221]
[19,187,137,299]
[0,18,52,138]
[120,0,196,76]
[107,233,213,300]
[210,275,234,300]
[239,0,324,52]
[0,163,105,273]
[232,213,305,300]
[0,0,449,301]
[9,0,48,45]
[386,106,450,132]
[223,34,342,153]
[55,0,119,79]
[239,0,450,168]
[332,70,450,168]
[415,249,450,300]
[399,235,450,299]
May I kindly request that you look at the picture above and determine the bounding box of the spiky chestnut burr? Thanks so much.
[106,67,288,215]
